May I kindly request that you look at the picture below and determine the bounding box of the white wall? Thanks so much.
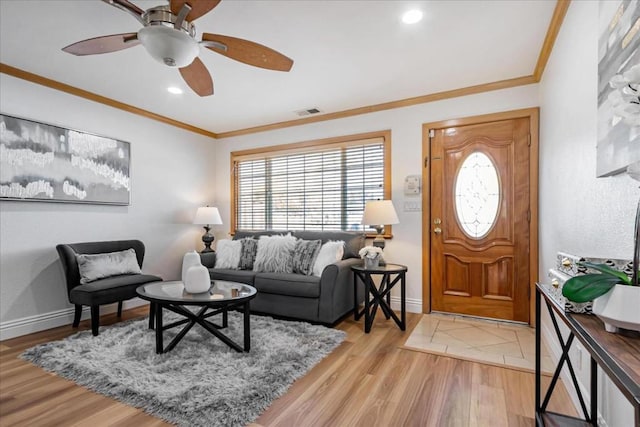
[539,2,636,426]
[214,84,539,313]
[0,74,217,339]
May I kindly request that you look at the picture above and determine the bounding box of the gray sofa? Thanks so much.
[199,230,366,324]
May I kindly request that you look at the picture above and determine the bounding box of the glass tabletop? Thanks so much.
[352,263,408,273]
[137,280,256,304]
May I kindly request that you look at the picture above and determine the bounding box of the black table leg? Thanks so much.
[400,272,406,330]
[155,304,163,354]
[385,275,391,319]
[535,286,541,419]
[149,302,155,330]
[244,301,251,352]
[364,274,371,333]
[353,270,358,320]
[590,357,598,424]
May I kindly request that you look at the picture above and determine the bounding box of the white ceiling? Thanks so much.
[0,0,556,135]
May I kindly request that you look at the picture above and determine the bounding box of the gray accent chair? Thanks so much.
[200,230,366,325]
[56,240,163,336]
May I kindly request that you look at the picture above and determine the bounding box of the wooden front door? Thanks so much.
[430,117,531,322]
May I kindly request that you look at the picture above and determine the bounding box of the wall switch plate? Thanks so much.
[404,201,422,212]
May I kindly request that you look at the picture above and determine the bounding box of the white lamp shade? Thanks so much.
[193,206,223,225]
[361,200,399,225]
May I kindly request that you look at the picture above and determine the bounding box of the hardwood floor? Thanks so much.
[0,307,576,426]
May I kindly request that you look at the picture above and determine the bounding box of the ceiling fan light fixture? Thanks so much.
[138,25,199,67]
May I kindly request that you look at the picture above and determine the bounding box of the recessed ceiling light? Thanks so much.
[402,9,423,25]
[167,86,183,95]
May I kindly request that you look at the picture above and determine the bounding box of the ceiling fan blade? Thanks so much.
[201,33,293,72]
[179,57,214,96]
[62,33,139,56]
[101,0,144,24]
[170,0,221,21]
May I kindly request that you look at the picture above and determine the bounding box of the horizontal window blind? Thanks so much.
[233,134,388,232]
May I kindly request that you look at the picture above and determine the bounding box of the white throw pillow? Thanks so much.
[253,234,297,273]
[312,241,345,277]
[76,248,141,284]
[214,239,242,269]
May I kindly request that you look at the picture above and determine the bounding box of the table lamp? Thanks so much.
[361,200,399,249]
[193,206,222,253]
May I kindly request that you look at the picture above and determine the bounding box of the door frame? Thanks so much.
[421,107,540,326]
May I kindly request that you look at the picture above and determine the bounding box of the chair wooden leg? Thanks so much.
[117,301,123,318]
[91,305,100,336]
[72,305,82,327]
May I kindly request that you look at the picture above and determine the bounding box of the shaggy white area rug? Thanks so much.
[21,312,346,427]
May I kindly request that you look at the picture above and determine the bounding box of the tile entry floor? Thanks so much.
[403,313,554,374]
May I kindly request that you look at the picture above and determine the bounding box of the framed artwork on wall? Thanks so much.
[596,0,639,177]
[0,114,131,205]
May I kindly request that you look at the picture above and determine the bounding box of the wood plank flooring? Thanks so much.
[0,307,576,426]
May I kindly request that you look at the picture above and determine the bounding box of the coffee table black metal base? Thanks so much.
[352,263,407,333]
[137,281,257,354]
[149,300,250,354]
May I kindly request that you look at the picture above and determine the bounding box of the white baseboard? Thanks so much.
[2,296,423,341]
[390,296,422,313]
[0,298,149,341]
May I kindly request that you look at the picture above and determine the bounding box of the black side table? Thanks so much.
[352,263,407,333]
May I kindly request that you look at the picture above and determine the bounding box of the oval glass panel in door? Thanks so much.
[454,151,500,239]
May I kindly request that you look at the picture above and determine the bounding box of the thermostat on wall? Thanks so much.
[404,175,421,196]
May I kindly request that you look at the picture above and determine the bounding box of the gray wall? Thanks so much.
[539,2,636,425]
[0,74,217,338]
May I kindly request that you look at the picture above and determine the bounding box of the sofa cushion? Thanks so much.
[254,273,321,298]
[292,230,365,259]
[313,241,344,277]
[291,239,322,275]
[208,268,256,285]
[76,248,142,284]
[253,234,296,273]
[238,238,258,270]
[214,239,241,269]
[70,273,162,306]
[234,230,288,240]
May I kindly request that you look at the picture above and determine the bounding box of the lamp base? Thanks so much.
[201,225,215,253]
[372,225,385,249]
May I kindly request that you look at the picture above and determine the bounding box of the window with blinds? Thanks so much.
[231,131,390,233]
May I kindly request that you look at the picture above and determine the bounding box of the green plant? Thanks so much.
[562,261,635,303]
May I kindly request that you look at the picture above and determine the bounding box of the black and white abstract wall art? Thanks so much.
[597,0,640,177]
[0,114,130,205]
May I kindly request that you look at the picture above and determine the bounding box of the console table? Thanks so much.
[535,283,640,426]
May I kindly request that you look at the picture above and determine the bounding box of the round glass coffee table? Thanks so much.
[136,280,257,354]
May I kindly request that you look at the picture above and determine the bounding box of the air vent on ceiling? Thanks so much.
[295,107,322,117]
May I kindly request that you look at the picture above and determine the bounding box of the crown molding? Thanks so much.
[216,75,538,139]
[0,63,218,139]
[533,0,571,81]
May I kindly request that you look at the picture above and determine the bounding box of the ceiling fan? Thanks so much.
[62,0,294,96]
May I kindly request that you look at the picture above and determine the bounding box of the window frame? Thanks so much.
[230,130,392,238]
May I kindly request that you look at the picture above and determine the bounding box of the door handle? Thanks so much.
[434,227,442,234]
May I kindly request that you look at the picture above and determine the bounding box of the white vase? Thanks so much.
[592,284,640,333]
[181,251,201,284]
[184,264,210,293]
